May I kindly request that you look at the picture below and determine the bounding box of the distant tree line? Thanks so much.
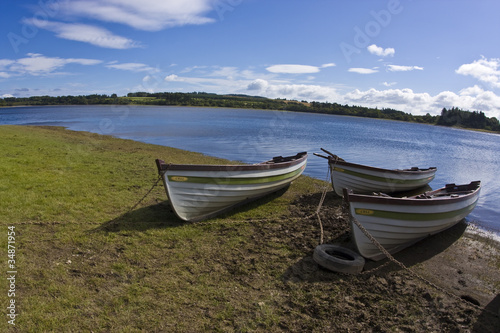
[126,91,287,109]
[1,92,499,133]
[436,107,500,132]
[0,94,124,106]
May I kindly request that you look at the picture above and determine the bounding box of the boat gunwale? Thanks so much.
[344,181,481,206]
[156,152,307,173]
[327,156,436,175]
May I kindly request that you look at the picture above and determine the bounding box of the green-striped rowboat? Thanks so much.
[321,151,436,196]
[344,181,481,261]
[155,152,307,221]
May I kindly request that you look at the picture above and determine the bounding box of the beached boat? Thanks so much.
[316,149,436,196]
[155,152,307,222]
[344,181,481,261]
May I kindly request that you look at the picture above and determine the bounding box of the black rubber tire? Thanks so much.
[313,244,365,274]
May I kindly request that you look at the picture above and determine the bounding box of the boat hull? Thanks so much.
[156,152,307,221]
[328,158,436,196]
[344,181,481,261]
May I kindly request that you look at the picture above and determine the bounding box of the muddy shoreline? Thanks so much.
[283,191,500,332]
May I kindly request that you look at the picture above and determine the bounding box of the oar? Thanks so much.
[313,153,329,159]
[320,148,336,157]
[320,148,345,162]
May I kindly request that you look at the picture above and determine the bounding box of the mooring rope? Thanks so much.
[126,175,163,214]
[347,205,498,316]
[317,163,332,216]
[306,165,331,245]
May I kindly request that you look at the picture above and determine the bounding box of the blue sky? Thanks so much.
[1,0,500,117]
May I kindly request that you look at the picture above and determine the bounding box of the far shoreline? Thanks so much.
[2,102,500,136]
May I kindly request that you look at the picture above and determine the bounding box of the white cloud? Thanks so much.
[383,82,397,87]
[1,53,102,76]
[0,60,15,70]
[164,74,180,81]
[266,64,321,74]
[247,79,269,91]
[431,90,460,108]
[367,44,395,57]
[165,66,259,83]
[250,83,341,102]
[209,66,240,79]
[24,19,141,49]
[55,0,216,31]
[184,65,264,81]
[342,86,500,118]
[106,62,158,72]
[158,65,341,102]
[348,67,378,74]
[345,88,430,108]
[0,72,11,78]
[456,57,500,88]
[387,65,424,72]
[458,85,500,113]
[180,65,208,74]
[459,85,484,96]
[321,63,336,68]
[1,94,14,98]
[23,1,218,50]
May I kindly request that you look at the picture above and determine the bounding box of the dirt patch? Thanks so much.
[226,190,500,332]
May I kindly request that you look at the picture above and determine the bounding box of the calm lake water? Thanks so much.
[2,105,499,235]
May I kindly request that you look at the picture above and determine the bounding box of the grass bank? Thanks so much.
[0,125,498,332]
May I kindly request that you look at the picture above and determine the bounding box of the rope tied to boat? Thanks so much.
[347,205,497,316]
[126,175,163,214]
[304,157,333,245]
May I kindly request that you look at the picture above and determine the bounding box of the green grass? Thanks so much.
[1,125,498,332]
[0,125,329,332]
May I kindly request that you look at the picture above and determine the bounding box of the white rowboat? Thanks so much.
[344,181,481,261]
[318,149,436,196]
[155,152,307,221]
